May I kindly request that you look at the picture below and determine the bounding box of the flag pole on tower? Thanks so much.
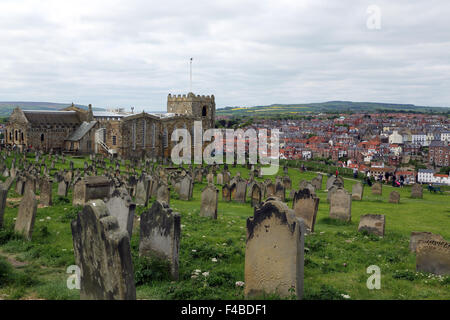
[189,57,193,93]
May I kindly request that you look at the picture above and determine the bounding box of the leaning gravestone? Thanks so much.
[245,197,305,299]
[140,201,181,280]
[311,176,322,191]
[14,188,37,240]
[179,175,193,201]
[292,189,319,233]
[372,182,382,195]
[71,200,136,300]
[416,240,450,276]
[389,191,400,204]
[156,183,170,206]
[358,214,385,237]
[351,182,364,201]
[409,232,444,253]
[106,188,136,237]
[411,184,423,199]
[329,188,352,222]
[326,176,336,190]
[200,185,219,219]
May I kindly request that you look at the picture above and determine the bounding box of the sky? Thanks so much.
[0,0,449,111]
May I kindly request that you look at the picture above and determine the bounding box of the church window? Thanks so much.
[202,106,207,117]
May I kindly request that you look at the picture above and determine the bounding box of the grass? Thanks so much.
[0,153,449,300]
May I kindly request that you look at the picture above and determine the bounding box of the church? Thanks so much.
[5,92,216,159]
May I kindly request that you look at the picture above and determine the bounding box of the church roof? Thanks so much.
[23,110,81,124]
[66,121,97,141]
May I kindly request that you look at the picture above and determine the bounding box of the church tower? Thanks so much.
[167,92,216,129]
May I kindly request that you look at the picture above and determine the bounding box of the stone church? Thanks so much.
[5,92,216,159]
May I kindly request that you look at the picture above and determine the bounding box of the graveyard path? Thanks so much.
[0,248,28,268]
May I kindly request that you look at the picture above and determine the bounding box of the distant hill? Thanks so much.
[0,101,104,117]
[217,101,450,117]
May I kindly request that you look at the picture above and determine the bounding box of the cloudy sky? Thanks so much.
[0,0,449,111]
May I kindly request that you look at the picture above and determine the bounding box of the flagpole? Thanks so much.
[189,58,193,93]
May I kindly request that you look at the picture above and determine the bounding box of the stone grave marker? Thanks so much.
[329,188,352,222]
[292,188,319,233]
[358,214,385,237]
[200,185,219,219]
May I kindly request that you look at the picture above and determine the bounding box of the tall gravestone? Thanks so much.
[234,180,247,203]
[71,200,136,300]
[179,175,193,201]
[106,188,136,237]
[216,172,223,185]
[135,176,150,207]
[275,182,285,202]
[40,178,53,207]
[329,188,352,222]
[292,189,319,233]
[156,183,170,206]
[250,183,262,208]
[14,188,37,240]
[200,185,219,219]
[245,198,305,299]
[222,184,231,202]
[140,201,181,280]
[57,180,68,197]
[265,182,275,198]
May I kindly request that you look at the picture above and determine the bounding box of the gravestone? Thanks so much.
[282,176,292,190]
[0,181,13,228]
[358,214,385,237]
[409,232,444,253]
[327,185,337,203]
[223,171,231,185]
[135,176,150,207]
[216,172,223,185]
[326,176,336,190]
[329,188,352,222]
[179,175,193,201]
[416,240,450,276]
[372,182,382,195]
[234,180,247,203]
[292,189,319,233]
[73,176,110,206]
[250,183,262,208]
[265,182,275,198]
[411,184,423,199]
[200,185,219,219]
[140,201,181,280]
[40,178,53,207]
[14,188,37,240]
[156,183,170,206]
[389,191,400,204]
[311,176,322,191]
[351,182,364,201]
[106,188,136,237]
[57,180,68,197]
[222,184,231,202]
[71,200,136,300]
[245,198,305,299]
[206,173,214,185]
[275,182,285,202]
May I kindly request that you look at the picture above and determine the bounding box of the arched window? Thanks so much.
[202,106,207,117]
[41,134,44,142]
[15,130,18,141]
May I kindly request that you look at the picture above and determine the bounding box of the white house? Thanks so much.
[389,130,403,144]
[412,132,428,146]
[418,169,434,184]
[441,131,450,142]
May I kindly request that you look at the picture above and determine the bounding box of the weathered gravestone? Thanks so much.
[372,182,382,195]
[245,197,305,299]
[206,173,214,185]
[358,214,385,237]
[329,188,352,222]
[106,188,136,237]
[416,240,450,276]
[15,176,25,195]
[223,171,231,185]
[411,184,423,199]
[326,176,336,190]
[57,180,68,197]
[135,176,150,206]
[200,185,219,219]
[139,201,181,280]
[71,200,136,300]
[216,172,223,185]
[14,188,37,240]
[156,183,170,206]
[275,182,286,202]
[389,191,400,204]
[282,176,292,190]
[233,180,247,203]
[179,175,193,201]
[250,183,262,208]
[0,179,14,228]
[351,182,364,201]
[73,176,110,206]
[311,176,322,191]
[265,182,275,198]
[222,184,231,202]
[409,232,444,253]
[40,178,53,207]
[292,189,319,233]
